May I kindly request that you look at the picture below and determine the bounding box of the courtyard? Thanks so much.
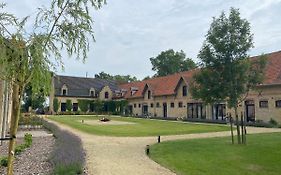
[48,115,229,136]
[47,115,281,175]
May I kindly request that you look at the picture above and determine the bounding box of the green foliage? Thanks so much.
[150,49,197,77]
[66,99,72,112]
[114,100,128,115]
[0,157,8,167]
[95,71,138,83]
[104,101,116,112]
[35,0,106,62]
[77,99,90,112]
[91,100,104,113]
[0,0,106,106]
[15,133,33,155]
[22,83,47,112]
[53,164,83,175]
[24,133,33,147]
[269,118,278,126]
[1,1,105,173]
[191,8,266,109]
[15,144,26,155]
[53,98,59,113]
[42,120,85,175]
[142,76,151,80]
[19,114,43,126]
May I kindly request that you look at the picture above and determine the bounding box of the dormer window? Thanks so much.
[148,90,151,99]
[61,84,68,96]
[105,92,109,99]
[130,87,138,96]
[182,86,187,96]
[62,89,67,95]
[89,88,95,97]
[90,90,95,96]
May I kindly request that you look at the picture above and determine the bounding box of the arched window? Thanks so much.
[105,92,109,99]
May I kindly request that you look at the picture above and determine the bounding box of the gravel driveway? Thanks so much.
[46,120,281,175]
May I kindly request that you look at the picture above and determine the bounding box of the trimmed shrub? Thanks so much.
[92,100,104,113]
[0,157,8,167]
[66,99,73,112]
[42,120,85,175]
[77,99,90,112]
[269,118,278,126]
[53,98,59,113]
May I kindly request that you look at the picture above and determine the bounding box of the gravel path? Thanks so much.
[0,131,55,175]
[46,120,281,175]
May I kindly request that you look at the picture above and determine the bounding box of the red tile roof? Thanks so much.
[119,50,281,99]
[257,50,281,85]
[119,69,199,99]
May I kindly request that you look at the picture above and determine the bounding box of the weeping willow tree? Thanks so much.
[0,0,106,174]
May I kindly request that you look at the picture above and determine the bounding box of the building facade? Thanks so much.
[49,51,281,124]
[49,75,120,113]
[119,51,281,123]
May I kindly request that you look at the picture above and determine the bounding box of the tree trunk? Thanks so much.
[240,112,244,144]
[235,107,241,144]
[243,110,247,145]
[229,114,234,144]
[7,84,22,175]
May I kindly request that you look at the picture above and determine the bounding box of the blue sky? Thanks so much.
[5,0,281,79]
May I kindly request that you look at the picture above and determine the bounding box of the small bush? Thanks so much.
[43,120,85,175]
[0,157,8,167]
[269,118,278,126]
[24,133,33,147]
[15,133,33,155]
[19,114,43,126]
[15,144,26,155]
[53,98,59,113]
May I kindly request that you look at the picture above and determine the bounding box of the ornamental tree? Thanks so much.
[190,8,266,144]
[0,0,105,173]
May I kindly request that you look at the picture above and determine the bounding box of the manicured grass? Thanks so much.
[48,115,228,137]
[150,132,281,175]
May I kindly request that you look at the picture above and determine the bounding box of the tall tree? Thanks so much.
[190,8,266,144]
[0,0,105,174]
[95,71,138,83]
[142,76,151,80]
[22,83,47,112]
[150,49,197,77]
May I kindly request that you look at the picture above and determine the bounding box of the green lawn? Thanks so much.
[150,132,281,175]
[47,115,228,136]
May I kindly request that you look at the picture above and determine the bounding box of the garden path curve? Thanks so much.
[46,119,281,175]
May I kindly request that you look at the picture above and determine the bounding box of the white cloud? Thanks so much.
[3,0,281,79]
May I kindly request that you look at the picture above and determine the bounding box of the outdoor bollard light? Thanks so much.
[158,136,161,143]
[146,145,150,155]
[82,120,84,123]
